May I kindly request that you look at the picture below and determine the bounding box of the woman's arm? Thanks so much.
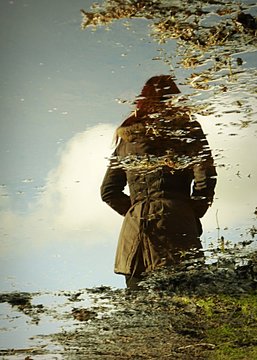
[190,121,217,218]
[100,158,131,216]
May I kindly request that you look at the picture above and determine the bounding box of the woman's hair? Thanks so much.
[135,75,180,110]
[116,75,181,130]
[114,75,182,145]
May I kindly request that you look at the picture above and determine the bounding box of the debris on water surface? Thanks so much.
[0,1,256,358]
[81,0,257,120]
[71,307,97,321]
[0,291,32,309]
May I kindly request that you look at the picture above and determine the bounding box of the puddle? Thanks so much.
[0,0,257,357]
[0,290,95,355]
[0,250,256,358]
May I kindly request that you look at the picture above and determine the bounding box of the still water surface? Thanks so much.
[0,0,256,293]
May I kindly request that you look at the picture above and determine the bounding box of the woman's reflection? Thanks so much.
[101,75,217,289]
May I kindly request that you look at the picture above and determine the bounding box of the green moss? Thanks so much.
[208,346,257,360]
[196,297,216,317]
[196,294,257,359]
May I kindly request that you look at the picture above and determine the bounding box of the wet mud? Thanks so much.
[1,249,257,359]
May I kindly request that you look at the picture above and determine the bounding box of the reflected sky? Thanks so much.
[0,0,256,292]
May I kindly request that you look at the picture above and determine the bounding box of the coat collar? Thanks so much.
[116,109,191,142]
[116,122,146,142]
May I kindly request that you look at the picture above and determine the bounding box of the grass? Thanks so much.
[196,294,257,359]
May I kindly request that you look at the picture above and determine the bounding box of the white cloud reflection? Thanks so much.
[37,123,121,236]
[0,120,256,291]
[0,124,122,254]
[197,112,257,244]
[1,120,256,256]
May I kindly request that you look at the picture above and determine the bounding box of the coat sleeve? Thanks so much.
[100,154,131,216]
[191,163,217,218]
[189,121,217,218]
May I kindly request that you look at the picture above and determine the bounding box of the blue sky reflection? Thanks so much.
[0,0,256,292]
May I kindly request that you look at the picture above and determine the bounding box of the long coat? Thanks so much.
[101,109,216,276]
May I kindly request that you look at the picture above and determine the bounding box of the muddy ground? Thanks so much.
[1,249,257,360]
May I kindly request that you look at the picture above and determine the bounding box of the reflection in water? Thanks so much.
[81,0,257,111]
[83,0,257,283]
[0,0,256,294]
[0,290,93,352]
[101,75,217,288]
[0,0,256,354]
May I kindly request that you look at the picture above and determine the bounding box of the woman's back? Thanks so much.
[100,75,217,288]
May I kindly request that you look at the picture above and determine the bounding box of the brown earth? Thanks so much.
[1,249,257,360]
